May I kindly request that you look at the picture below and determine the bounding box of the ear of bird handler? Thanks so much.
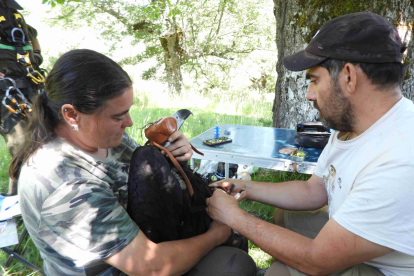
[11,49,256,276]
[206,12,414,276]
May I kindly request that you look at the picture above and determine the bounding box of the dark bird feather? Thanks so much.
[127,145,248,251]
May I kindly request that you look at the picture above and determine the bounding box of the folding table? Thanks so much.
[190,124,324,177]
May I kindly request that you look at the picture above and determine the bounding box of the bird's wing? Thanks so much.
[127,145,186,243]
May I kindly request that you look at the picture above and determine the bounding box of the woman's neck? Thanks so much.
[54,124,108,158]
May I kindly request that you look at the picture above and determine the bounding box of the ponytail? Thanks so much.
[9,91,60,180]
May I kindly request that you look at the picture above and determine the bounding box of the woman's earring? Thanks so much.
[72,124,79,131]
[64,108,68,112]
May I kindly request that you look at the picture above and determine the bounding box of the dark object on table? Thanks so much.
[127,146,248,252]
[294,122,331,149]
[203,136,232,146]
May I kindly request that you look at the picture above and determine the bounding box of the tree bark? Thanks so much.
[272,0,414,129]
[159,27,184,94]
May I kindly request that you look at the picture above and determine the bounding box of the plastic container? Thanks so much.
[290,150,307,162]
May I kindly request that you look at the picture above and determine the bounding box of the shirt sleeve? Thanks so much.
[38,177,140,267]
[332,162,414,256]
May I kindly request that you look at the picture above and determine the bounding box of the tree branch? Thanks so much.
[184,47,256,61]
[51,4,79,20]
[204,0,228,52]
[95,3,129,27]
[215,0,227,37]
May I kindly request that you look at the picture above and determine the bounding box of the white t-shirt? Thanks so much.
[314,97,414,276]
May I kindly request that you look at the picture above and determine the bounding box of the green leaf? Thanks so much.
[42,0,48,4]
[51,1,56,7]
[56,0,65,4]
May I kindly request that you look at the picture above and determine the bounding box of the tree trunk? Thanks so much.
[272,0,414,129]
[159,27,183,94]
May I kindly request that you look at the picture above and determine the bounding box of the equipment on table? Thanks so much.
[294,122,332,149]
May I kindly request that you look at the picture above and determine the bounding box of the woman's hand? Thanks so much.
[210,179,248,201]
[162,130,193,162]
[0,72,4,78]
[207,220,231,246]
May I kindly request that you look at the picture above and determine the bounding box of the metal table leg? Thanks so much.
[1,228,45,275]
[225,162,229,179]
[190,158,195,170]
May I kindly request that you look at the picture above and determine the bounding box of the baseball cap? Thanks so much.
[283,12,405,71]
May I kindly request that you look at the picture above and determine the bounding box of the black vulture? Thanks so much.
[126,111,248,251]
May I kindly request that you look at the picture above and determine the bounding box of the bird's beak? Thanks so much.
[162,109,192,148]
[171,109,193,130]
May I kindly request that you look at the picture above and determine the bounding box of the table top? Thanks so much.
[190,124,324,163]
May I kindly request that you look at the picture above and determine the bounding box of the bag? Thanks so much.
[294,122,331,149]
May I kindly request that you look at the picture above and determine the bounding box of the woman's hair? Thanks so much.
[9,49,132,180]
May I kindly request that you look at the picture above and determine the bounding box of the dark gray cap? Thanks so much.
[283,12,405,71]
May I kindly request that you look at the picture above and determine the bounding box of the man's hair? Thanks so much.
[319,59,407,90]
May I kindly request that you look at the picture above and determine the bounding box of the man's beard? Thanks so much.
[314,79,355,132]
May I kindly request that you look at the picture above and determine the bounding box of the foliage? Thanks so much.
[42,0,276,91]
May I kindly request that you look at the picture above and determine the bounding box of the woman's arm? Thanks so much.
[104,221,231,276]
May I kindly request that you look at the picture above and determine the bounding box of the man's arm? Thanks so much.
[213,174,328,210]
[105,221,231,276]
[206,190,393,276]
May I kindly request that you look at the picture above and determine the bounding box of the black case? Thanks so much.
[294,122,331,149]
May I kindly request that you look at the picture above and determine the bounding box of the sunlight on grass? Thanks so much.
[249,242,275,268]
[0,142,11,194]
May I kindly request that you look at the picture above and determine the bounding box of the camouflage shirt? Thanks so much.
[18,133,141,276]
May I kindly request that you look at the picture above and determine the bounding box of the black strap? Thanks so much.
[11,27,26,55]
[0,8,27,52]
[0,112,25,135]
[0,81,8,91]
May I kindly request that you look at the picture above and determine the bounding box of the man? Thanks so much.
[0,0,44,195]
[206,12,414,276]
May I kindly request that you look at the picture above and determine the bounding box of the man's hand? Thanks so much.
[162,130,193,161]
[210,179,248,201]
[0,72,4,79]
[206,189,242,225]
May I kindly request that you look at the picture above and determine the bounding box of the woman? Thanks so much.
[10,49,256,276]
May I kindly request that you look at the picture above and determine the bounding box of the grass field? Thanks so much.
[0,89,310,275]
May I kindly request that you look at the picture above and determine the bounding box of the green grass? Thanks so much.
[241,170,311,268]
[0,143,12,195]
[0,89,308,274]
